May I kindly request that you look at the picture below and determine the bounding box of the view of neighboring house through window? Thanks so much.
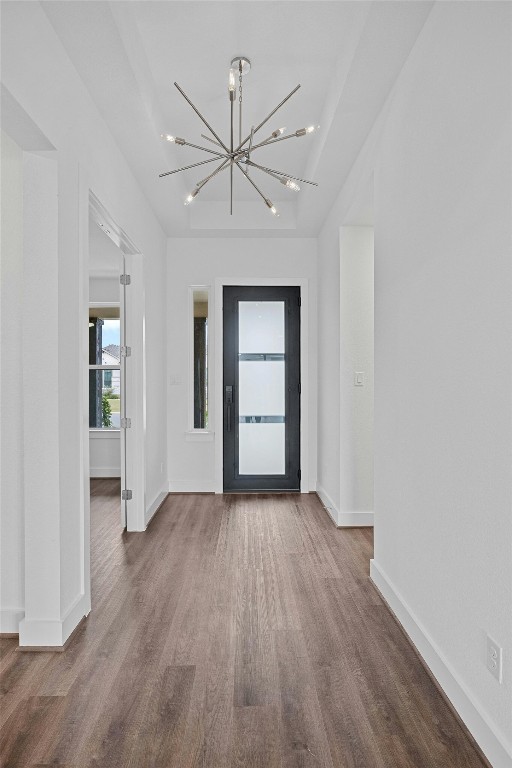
[89,310,121,429]
[192,289,208,429]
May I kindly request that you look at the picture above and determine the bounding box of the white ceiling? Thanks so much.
[42,1,433,237]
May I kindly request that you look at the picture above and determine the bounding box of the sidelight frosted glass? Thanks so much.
[239,423,285,475]
[238,300,285,475]
[239,302,284,353]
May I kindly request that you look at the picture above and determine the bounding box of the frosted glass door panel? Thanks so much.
[239,302,284,353]
[238,300,285,475]
[239,423,285,475]
[239,361,284,416]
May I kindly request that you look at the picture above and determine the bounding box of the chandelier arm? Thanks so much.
[250,133,298,152]
[201,134,224,149]
[235,84,301,152]
[159,156,221,178]
[234,161,271,206]
[246,160,318,187]
[180,139,227,159]
[245,163,282,185]
[174,82,230,153]
[196,158,232,189]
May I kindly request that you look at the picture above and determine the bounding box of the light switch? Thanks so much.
[354,371,364,387]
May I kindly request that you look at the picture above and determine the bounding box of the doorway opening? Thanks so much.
[87,192,145,532]
[88,217,123,523]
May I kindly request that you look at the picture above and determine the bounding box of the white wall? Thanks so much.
[339,226,374,524]
[1,2,167,644]
[371,3,512,766]
[89,433,121,478]
[167,237,317,493]
[316,224,374,528]
[317,162,378,526]
[22,149,62,637]
[89,276,120,304]
[316,216,341,517]
[0,132,24,632]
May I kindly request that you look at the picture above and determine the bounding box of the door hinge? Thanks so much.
[298,296,301,306]
[121,345,131,358]
[120,274,131,286]
[297,469,301,480]
[122,489,133,501]
[298,382,301,394]
[120,417,132,429]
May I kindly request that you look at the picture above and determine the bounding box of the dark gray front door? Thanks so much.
[223,285,301,492]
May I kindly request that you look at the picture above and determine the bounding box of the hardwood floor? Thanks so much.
[0,479,489,767]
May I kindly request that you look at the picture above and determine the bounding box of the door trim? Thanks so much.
[214,277,309,494]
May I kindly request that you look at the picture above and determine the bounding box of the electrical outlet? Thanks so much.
[486,635,502,683]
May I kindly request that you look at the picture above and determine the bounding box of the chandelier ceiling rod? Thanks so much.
[160,57,319,217]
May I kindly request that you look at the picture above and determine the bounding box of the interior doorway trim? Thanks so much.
[214,277,309,494]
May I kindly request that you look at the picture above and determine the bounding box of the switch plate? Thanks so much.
[486,635,502,683]
[354,371,365,387]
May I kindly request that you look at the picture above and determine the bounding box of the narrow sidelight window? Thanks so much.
[191,289,209,429]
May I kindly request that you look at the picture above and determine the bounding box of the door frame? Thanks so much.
[214,277,309,494]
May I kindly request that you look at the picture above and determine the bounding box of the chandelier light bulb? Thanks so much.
[265,199,279,216]
[271,127,286,138]
[283,178,300,192]
[184,188,200,206]
[161,133,176,142]
[305,125,319,134]
[228,69,236,92]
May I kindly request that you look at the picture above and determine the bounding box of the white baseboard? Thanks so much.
[316,485,339,526]
[169,480,215,493]
[145,490,168,526]
[316,487,374,528]
[339,510,374,527]
[0,607,24,634]
[370,560,512,768]
[19,593,90,649]
[90,467,121,478]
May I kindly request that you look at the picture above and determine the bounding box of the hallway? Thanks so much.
[0,481,488,767]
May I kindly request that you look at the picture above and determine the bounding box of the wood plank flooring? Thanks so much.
[0,479,489,767]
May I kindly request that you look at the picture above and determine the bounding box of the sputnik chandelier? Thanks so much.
[160,56,319,217]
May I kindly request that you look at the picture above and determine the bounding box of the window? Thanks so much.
[191,288,209,430]
[89,310,121,429]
